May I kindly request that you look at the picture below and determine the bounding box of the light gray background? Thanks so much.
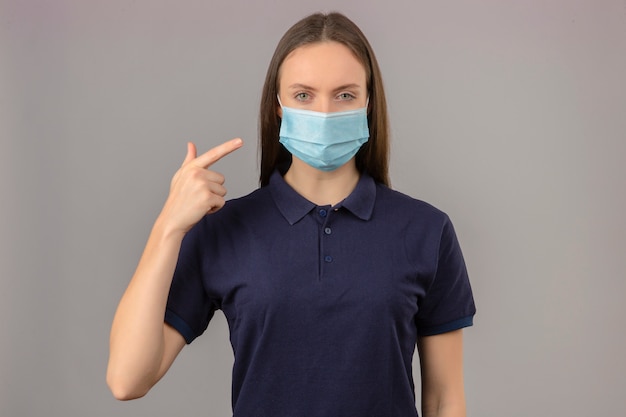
[1,0,625,416]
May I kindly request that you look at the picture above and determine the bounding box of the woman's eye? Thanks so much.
[295,92,310,101]
[337,93,355,100]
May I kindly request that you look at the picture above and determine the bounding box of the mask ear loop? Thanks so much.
[276,95,285,121]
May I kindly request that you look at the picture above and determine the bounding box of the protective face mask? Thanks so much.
[278,98,370,172]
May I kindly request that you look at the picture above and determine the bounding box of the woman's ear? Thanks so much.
[276,94,283,118]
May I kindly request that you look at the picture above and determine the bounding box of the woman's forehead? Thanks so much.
[279,41,366,88]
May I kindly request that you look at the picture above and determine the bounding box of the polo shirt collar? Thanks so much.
[269,169,376,225]
[341,172,376,221]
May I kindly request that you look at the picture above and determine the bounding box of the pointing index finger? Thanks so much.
[195,138,243,168]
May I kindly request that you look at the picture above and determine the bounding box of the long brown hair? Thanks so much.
[259,12,390,186]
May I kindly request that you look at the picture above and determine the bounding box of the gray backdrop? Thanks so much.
[1,0,625,416]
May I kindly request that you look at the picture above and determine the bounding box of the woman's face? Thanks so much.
[278,41,368,115]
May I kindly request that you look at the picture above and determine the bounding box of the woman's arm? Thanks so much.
[106,219,188,400]
[417,329,467,417]
[106,139,242,400]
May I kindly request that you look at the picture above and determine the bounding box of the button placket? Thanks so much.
[318,207,334,275]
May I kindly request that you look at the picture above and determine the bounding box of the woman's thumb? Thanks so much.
[182,142,197,165]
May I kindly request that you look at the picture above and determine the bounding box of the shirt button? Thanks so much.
[319,209,327,217]
[324,255,333,263]
[324,227,332,235]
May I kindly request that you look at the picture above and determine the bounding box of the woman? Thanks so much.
[107,12,475,417]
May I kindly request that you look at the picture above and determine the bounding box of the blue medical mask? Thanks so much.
[278,98,370,171]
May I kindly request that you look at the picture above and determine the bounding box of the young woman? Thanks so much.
[107,12,475,417]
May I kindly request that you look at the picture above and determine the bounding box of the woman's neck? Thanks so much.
[284,157,360,206]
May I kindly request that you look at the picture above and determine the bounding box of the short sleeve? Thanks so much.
[415,216,476,336]
[165,221,217,344]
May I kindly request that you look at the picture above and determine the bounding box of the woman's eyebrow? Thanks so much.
[332,83,362,92]
[287,83,317,91]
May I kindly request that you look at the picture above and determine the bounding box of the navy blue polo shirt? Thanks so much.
[165,170,475,417]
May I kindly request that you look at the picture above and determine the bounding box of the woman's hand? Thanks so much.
[159,138,243,235]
